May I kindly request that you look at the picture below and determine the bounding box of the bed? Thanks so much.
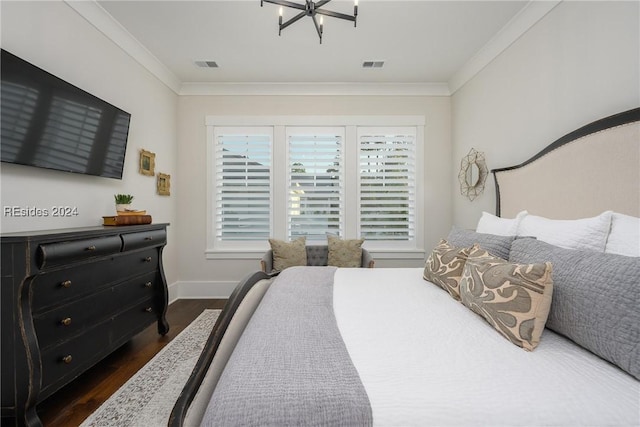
[170,108,640,426]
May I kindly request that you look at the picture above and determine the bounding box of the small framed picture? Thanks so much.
[139,149,156,176]
[157,172,170,196]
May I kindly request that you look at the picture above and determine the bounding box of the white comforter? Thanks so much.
[334,268,640,426]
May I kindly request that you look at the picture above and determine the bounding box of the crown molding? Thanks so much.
[64,0,182,94]
[65,0,560,98]
[179,82,451,96]
[448,0,562,94]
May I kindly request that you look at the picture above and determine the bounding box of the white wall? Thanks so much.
[0,1,179,284]
[176,96,451,296]
[452,1,639,228]
[9,1,634,300]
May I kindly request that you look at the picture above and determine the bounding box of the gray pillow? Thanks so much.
[446,226,515,260]
[510,238,640,380]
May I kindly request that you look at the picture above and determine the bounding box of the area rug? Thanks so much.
[80,309,220,427]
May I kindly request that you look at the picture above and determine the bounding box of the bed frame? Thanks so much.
[169,107,640,426]
[492,108,639,219]
[169,271,275,426]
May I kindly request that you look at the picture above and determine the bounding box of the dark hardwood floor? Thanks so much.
[37,299,227,427]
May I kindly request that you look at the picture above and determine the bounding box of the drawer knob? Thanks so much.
[61,280,72,288]
[86,245,96,251]
[144,281,153,288]
[144,257,152,262]
[62,355,73,364]
[145,307,153,313]
[60,317,72,326]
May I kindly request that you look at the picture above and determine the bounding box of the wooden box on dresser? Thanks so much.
[1,223,170,427]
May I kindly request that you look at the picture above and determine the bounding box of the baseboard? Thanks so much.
[168,280,238,303]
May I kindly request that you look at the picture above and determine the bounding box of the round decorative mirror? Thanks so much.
[458,148,488,201]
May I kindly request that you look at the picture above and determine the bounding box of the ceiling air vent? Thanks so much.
[362,61,384,69]
[195,61,219,68]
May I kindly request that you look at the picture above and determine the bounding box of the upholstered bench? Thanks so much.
[260,245,374,273]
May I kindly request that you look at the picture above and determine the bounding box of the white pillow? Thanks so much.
[476,210,528,236]
[517,211,613,252]
[605,212,640,257]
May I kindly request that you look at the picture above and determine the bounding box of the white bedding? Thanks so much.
[334,268,640,426]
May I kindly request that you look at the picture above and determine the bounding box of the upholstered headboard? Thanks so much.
[492,108,640,219]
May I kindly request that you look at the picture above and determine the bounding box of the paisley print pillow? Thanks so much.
[460,255,553,351]
[269,237,307,272]
[423,240,476,300]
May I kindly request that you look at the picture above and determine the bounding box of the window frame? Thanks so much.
[286,126,346,242]
[356,126,419,251]
[205,116,425,260]
[209,126,274,251]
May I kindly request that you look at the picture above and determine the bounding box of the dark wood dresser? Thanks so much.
[1,224,170,427]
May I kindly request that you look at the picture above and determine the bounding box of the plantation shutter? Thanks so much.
[287,129,344,240]
[359,128,416,241]
[214,130,272,241]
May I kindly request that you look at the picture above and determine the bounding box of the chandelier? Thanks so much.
[260,0,358,44]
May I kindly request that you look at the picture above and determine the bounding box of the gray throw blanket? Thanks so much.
[200,267,373,427]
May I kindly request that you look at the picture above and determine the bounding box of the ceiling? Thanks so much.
[95,0,530,91]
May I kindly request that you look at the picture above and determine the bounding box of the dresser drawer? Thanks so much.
[40,317,112,394]
[32,248,161,312]
[32,257,121,312]
[116,247,162,277]
[40,298,158,395]
[33,271,159,350]
[37,235,122,269]
[121,229,166,251]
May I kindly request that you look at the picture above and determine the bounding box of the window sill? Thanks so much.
[205,248,426,260]
[206,249,268,260]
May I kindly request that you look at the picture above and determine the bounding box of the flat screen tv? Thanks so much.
[1,49,131,179]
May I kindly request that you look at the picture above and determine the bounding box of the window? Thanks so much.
[287,128,344,240]
[358,128,416,244]
[211,127,272,247]
[206,116,424,258]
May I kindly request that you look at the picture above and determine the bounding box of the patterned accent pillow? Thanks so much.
[460,253,553,351]
[327,234,363,268]
[269,237,307,272]
[423,239,474,300]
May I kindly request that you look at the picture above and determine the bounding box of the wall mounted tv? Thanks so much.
[1,49,131,179]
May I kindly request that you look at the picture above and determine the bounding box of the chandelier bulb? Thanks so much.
[262,0,358,43]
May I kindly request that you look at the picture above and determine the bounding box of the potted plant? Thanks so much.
[114,194,134,212]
